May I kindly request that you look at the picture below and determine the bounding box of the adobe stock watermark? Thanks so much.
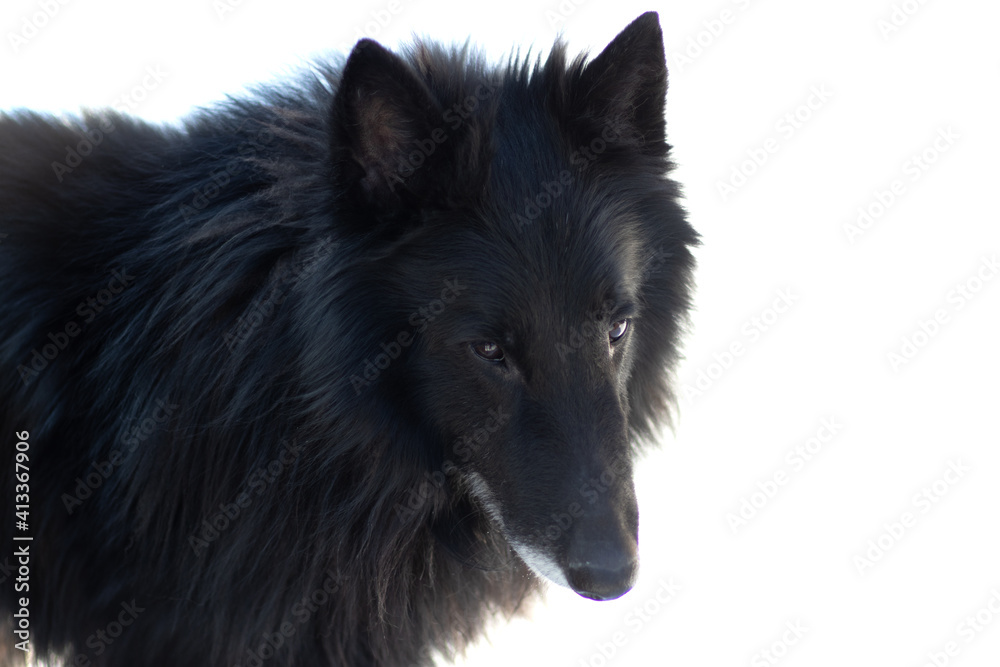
[61,398,178,514]
[50,117,116,183]
[886,254,997,372]
[726,417,843,534]
[513,118,626,229]
[681,288,798,405]
[224,238,338,351]
[213,0,252,20]
[554,297,623,362]
[843,126,959,244]
[349,278,466,395]
[915,587,1000,667]
[511,170,574,230]
[110,64,168,114]
[386,75,501,193]
[717,84,833,201]
[7,0,72,53]
[575,577,681,667]
[178,115,292,222]
[669,0,755,74]
[554,247,674,362]
[852,459,970,575]
[72,599,145,665]
[236,569,347,667]
[750,619,808,667]
[50,66,168,183]
[188,438,304,556]
[524,451,633,552]
[16,268,136,386]
[394,406,511,521]
[543,0,589,30]
[876,0,932,40]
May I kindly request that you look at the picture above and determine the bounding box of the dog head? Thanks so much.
[331,12,697,601]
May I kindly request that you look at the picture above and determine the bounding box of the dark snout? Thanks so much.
[563,482,639,601]
[510,376,640,600]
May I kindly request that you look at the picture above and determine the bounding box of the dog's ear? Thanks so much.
[331,39,445,215]
[574,12,668,149]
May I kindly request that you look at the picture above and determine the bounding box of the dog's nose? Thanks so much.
[565,539,638,601]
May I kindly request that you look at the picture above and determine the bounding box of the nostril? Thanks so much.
[566,549,638,601]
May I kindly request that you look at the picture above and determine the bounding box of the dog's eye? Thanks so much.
[609,319,629,343]
[472,341,505,362]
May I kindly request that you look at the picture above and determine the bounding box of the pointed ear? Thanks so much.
[574,12,668,149]
[331,39,445,212]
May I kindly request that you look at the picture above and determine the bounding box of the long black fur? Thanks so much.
[0,12,697,666]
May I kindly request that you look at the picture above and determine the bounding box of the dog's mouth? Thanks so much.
[465,472,638,601]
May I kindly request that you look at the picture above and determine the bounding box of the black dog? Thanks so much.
[0,12,697,666]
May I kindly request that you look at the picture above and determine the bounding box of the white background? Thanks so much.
[3,1,999,666]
